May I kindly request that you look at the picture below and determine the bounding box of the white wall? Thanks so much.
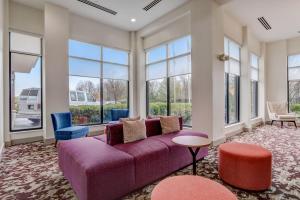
[265,36,300,120]
[143,14,190,49]
[70,14,130,51]
[287,36,300,55]
[223,12,243,45]
[223,12,264,131]
[0,0,5,156]
[4,1,132,143]
[44,3,70,140]
[9,1,44,35]
[135,0,264,141]
[266,40,288,103]
[2,0,269,144]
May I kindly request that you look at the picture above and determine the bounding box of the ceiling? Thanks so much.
[13,0,189,31]
[224,0,300,42]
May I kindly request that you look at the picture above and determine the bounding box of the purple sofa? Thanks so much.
[58,118,208,200]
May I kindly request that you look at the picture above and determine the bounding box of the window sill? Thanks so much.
[251,117,262,122]
[225,122,242,128]
[225,122,244,137]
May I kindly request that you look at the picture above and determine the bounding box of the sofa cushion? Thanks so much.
[123,119,147,143]
[160,116,180,134]
[114,138,169,188]
[106,117,183,145]
[106,123,124,145]
[58,137,135,200]
[277,114,296,120]
[145,118,163,137]
[151,130,209,171]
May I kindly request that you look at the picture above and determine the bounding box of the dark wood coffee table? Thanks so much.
[172,136,211,175]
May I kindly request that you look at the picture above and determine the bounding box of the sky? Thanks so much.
[14,37,191,97]
[14,58,41,96]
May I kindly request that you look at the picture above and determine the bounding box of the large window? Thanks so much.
[250,53,259,118]
[146,36,192,126]
[224,37,240,124]
[288,54,300,115]
[69,40,129,125]
[9,32,43,131]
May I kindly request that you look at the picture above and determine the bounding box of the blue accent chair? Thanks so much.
[110,109,129,123]
[51,112,89,147]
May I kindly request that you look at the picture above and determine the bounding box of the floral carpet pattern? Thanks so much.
[0,125,299,200]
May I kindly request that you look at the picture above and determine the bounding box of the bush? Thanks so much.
[70,102,192,126]
[149,102,192,126]
[290,103,300,114]
[70,103,127,124]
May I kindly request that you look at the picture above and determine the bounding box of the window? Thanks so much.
[9,32,43,131]
[288,54,300,115]
[224,37,240,124]
[69,40,129,125]
[146,36,192,126]
[250,53,259,118]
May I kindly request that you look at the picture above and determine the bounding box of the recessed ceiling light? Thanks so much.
[131,18,136,23]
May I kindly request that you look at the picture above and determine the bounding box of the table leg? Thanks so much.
[188,147,200,175]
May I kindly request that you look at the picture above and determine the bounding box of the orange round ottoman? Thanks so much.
[218,142,272,191]
[151,175,237,200]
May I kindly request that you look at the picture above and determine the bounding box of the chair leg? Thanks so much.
[271,120,274,125]
[281,121,283,128]
[55,140,57,147]
[294,121,297,128]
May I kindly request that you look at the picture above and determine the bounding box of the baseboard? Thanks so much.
[225,128,243,138]
[213,136,226,146]
[251,121,263,129]
[10,136,43,146]
[43,138,55,145]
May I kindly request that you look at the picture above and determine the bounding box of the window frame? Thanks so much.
[68,39,130,125]
[145,36,192,127]
[224,37,241,125]
[287,53,300,113]
[250,53,259,119]
[9,32,44,132]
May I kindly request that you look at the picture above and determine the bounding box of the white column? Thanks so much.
[44,3,69,141]
[129,31,137,116]
[0,0,4,150]
[3,0,11,145]
[240,26,251,129]
[136,34,146,118]
[259,43,266,122]
[191,0,225,144]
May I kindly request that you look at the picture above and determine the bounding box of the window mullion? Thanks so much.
[166,44,171,116]
[226,73,229,124]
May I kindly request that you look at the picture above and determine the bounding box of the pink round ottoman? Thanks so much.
[151,175,237,200]
[218,142,272,191]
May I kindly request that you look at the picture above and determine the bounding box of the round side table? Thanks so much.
[172,136,211,175]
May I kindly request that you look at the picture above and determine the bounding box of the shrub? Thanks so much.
[70,103,127,124]
[70,102,192,126]
[149,102,192,126]
[290,103,300,114]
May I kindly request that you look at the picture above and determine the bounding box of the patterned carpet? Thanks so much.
[0,125,299,200]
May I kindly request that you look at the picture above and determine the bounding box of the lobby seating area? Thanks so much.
[0,0,299,200]
[58,118,208,200]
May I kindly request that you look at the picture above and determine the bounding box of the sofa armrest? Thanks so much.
[58,138,135,200]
